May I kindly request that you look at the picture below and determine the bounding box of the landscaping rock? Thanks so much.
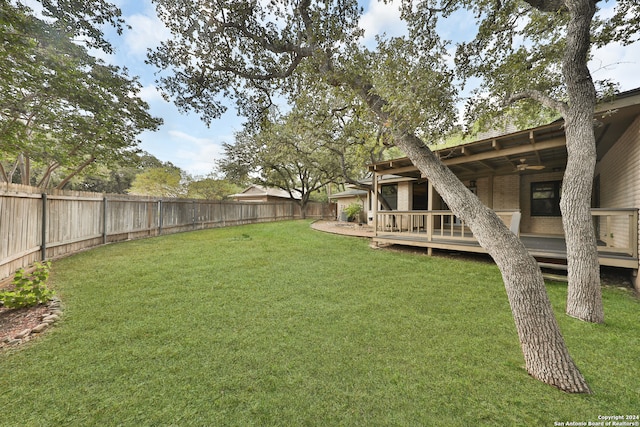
[43,314,60,323]
[31,323,48,333]
[1,297,64,351]
[14,329,32,339]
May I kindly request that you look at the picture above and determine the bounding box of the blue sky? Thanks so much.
[99,0,639,176]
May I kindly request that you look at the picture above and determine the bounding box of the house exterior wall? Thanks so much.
[492,174,520,210]
[233,195,267,202]
[595,115,640,253]
[235,195,293,202]
[366,192,374,224]
[335,196,366,221]
[335,198,351,220]
[374,114,640,246]
[475,177,492,208]
[520,170,565,235]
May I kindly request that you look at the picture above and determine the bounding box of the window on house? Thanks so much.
[531,181,561,216]
[380,184,398,210]
[412,181,428,210]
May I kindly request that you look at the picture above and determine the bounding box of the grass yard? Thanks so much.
[0,220,638,426]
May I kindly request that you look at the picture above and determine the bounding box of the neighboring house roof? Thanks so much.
[330,189,368,199]
[230,184,302,200]
[369,87,640,180]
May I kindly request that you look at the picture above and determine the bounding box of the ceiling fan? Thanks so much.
[516,158,546,171]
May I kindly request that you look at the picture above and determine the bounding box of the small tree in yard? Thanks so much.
[148,0,591,393]
[219,111,341,218]
[128,164,187,198]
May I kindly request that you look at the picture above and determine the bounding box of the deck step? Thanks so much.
[538,262,568,271]
[542,272,569,282]
[539,261,568,282]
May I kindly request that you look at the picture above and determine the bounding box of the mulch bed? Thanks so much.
[0,304,50,343]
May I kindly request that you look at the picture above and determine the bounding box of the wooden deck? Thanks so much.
[373,210,639,271]
[373,233,638,269]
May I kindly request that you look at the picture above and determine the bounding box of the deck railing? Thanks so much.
[592,208,639,258]
[375,210,519,242]
[376,208,639,258]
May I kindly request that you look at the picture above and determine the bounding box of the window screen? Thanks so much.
[531,181,561,216]
[381,184,398,210]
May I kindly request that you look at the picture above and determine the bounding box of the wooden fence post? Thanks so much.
[158,200,163,235]
[103,197,108,244]
[41,193,47,261]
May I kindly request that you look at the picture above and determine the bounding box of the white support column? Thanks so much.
[427,180,434,256]
[372,172,378,235]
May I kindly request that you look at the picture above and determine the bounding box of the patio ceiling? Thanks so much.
[369,91,640,181]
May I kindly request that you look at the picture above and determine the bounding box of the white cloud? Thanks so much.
[168,130,226,176]
[359,0,406,44]
[123,12,172,60]
[590,41,640,92]
[589,2,638,90]
[138,84,166,104]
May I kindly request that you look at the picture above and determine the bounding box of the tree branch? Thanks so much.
[202,53,307,82]
[0,162,8,183]
[297,0,315,48]
[37,162,59,188]
[56,156,97,189]
[520,0,567,13]
[506,89,568,116]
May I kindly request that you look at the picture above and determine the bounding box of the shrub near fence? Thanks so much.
[0,183,336,282]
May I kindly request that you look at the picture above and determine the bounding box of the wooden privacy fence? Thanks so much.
[0,184,336,282]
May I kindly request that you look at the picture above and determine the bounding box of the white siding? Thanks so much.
[596,115,640,260]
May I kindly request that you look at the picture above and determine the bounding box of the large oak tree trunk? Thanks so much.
[341,76,591,392]
[392,130,591,393]
[561,0,604,323]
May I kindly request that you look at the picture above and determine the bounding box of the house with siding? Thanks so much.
[230,185,302,202]
[330,187,368,222]
[365,88,640,291]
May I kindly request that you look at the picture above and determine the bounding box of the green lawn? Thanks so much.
[1,220,638,426]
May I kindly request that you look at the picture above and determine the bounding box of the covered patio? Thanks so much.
[366,92,640,276]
